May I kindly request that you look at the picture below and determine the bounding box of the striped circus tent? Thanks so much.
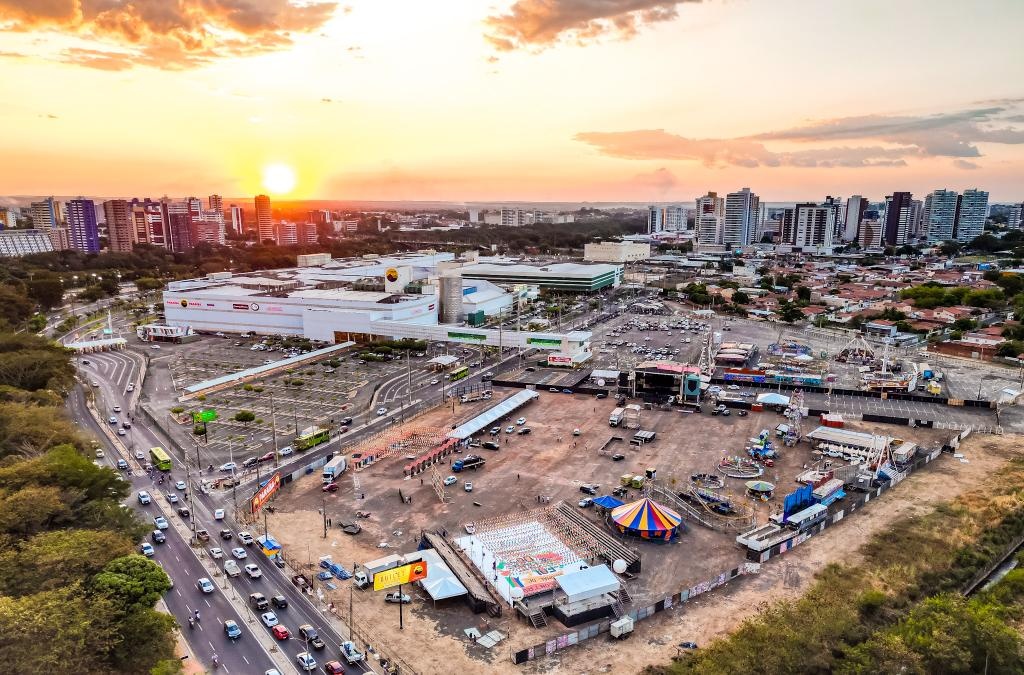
[610,498,684,541]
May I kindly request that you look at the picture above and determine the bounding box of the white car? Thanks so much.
[464,482,473,492]
[140,543,155,557]
[429,378,439,385]
[153,516,168,529]
[231,547,248,559]
[175,480,186,491]
[197,577,215,593]
[261,611,278,627]
[95,448,105,458]
[376,407,387,416]
[134,449,145,460]
[166,493,178,504]
[113,405,121,413]
[209,547,224,559]
[278,446,294,457]
[296,652,317,672]
[150,344,161,350]
[505,425,514,434]
[224,560,241,577]
[443,475,457,486]
[214,509,225,520]
[245,564,262,579]
[238,531,254,545]
[137,491,151,505]
[220,462,237,472]
[516,417,527,425]
[727,384,741,390]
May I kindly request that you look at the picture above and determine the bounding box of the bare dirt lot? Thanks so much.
[266,385,975,674]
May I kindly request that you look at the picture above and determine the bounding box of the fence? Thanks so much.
[510,563,760,665]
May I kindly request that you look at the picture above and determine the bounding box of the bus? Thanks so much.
[783,503,828,532]
[150,446,173,471]
[295,427,331,451]
[448,366,470,382]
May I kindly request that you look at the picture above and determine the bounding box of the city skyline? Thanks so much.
[1,1,1023,201]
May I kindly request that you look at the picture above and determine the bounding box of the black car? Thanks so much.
[271,595,288,609]
[580,484,599,495]
[340,417,353,426]
[482,441,500,451]
[595,393,608,399]
[299,624,325,650]
[177,507,191,519]
[611,453,625,461]
[737,410,749,417]
[517,427,532,435]
[220,529,233,540]
[242,456,259,468]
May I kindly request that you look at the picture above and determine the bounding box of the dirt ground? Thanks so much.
[266,387,982,675]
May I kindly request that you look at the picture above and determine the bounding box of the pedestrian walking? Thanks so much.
[420,477,423,485]
[517,473,520,480]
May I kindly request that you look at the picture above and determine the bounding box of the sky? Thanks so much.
[1,0,1023,203]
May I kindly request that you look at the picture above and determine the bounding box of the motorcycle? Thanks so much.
[187,616,194,629]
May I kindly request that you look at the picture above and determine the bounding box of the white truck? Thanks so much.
[609,407,625,427]
[322,456,347,484]
[340,641,365,664]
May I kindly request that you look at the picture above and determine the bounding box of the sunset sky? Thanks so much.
[1,0,1023,202]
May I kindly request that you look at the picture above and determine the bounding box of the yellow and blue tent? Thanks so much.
[610,498,684,541]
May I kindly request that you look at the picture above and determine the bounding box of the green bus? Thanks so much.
[448,366,470,382]
[150,446,173,471]
[295,427,331,451]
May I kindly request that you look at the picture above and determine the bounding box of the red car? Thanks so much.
[271,625,291,640]
[259,451,276,463]
[322,482,339,492]
[323,661,345,674]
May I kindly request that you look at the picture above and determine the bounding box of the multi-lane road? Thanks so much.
[74,349,373,675]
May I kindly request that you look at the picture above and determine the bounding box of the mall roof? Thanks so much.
[447,390,539,440]
[464,262,620,279]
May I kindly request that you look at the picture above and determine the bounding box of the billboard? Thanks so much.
[528,337,562,347]
[373,560,428,591]
[193,409,218,423]
[250,473,281,514]
[447,331,486,343]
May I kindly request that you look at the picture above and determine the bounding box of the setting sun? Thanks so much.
[262,163,297,195]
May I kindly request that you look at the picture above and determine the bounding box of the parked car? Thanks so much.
[516,417,527,425]
[579,484,599,495]
[464,482,473,492]
[322,482,339,492]
[443,475,457,486]
[517,427,532,435]
[578,498,594,508]
[384,592,411,604]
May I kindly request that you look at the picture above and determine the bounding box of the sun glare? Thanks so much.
[262,163,297,195]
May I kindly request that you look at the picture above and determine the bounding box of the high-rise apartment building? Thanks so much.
[781,201,838,249]
[0,206,17,229]
[208,194,224,220]
[695,192,725,219]
[882,192,913,246]
[723,188,759,248]
[65,198,100,253]
[298,221,318,245]
[30,197,65,249]
[1009,203,1024,229]
[646,206,664,234]
[228,205,244,235]
[696,215,723,246]
[923,189,959,243]
[168,212,195,251]
[255,195,273,243]
[843,195,867,241]
[858,219,882,249]
[275,221,298,246]
[664,205,686,232]
[955,188,988,243]
[103,199,133,252]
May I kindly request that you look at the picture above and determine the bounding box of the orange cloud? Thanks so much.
[0,0,339,69]
[484,0,698,51]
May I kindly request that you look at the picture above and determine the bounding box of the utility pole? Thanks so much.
[228,435,238,518]
[322,494,328,538]
[268,390,279,463]
[405,349,412,412]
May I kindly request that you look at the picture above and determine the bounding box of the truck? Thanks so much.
[322,455,347,484]
[452,454,485,472]
[609,407,625,427]
[459,390,492,404]
[340,641,365,664]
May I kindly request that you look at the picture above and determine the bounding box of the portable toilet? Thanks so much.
[610,616,634,639]
[620,474,633,487]
[630,475,646,489]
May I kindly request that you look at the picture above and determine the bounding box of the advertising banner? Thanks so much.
[250,473,281,514]
[373,560,428,591]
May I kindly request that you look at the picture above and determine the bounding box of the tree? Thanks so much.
[233,410,256,424]
[776,301,804,324]
[0,529,132,596]
[134,277,164,292]
[796,286,812,303]
[939,240,962,256]
[24,278,64,310]
[952,318,977,331]
[91,555,171,613]
[0,286,35,328]
[732,291,750,305]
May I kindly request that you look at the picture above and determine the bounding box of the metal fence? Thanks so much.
[510,563,760,664]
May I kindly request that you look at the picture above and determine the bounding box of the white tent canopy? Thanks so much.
[447,390,539,440]
[555,564,620,604]
[756,392,791,406]
[406,549,467,601]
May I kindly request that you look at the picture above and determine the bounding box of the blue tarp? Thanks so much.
[593,495,624,509]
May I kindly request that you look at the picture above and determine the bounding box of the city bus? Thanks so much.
[150,446,173,471]
[448,366,470,382]
[295,427,331,451]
